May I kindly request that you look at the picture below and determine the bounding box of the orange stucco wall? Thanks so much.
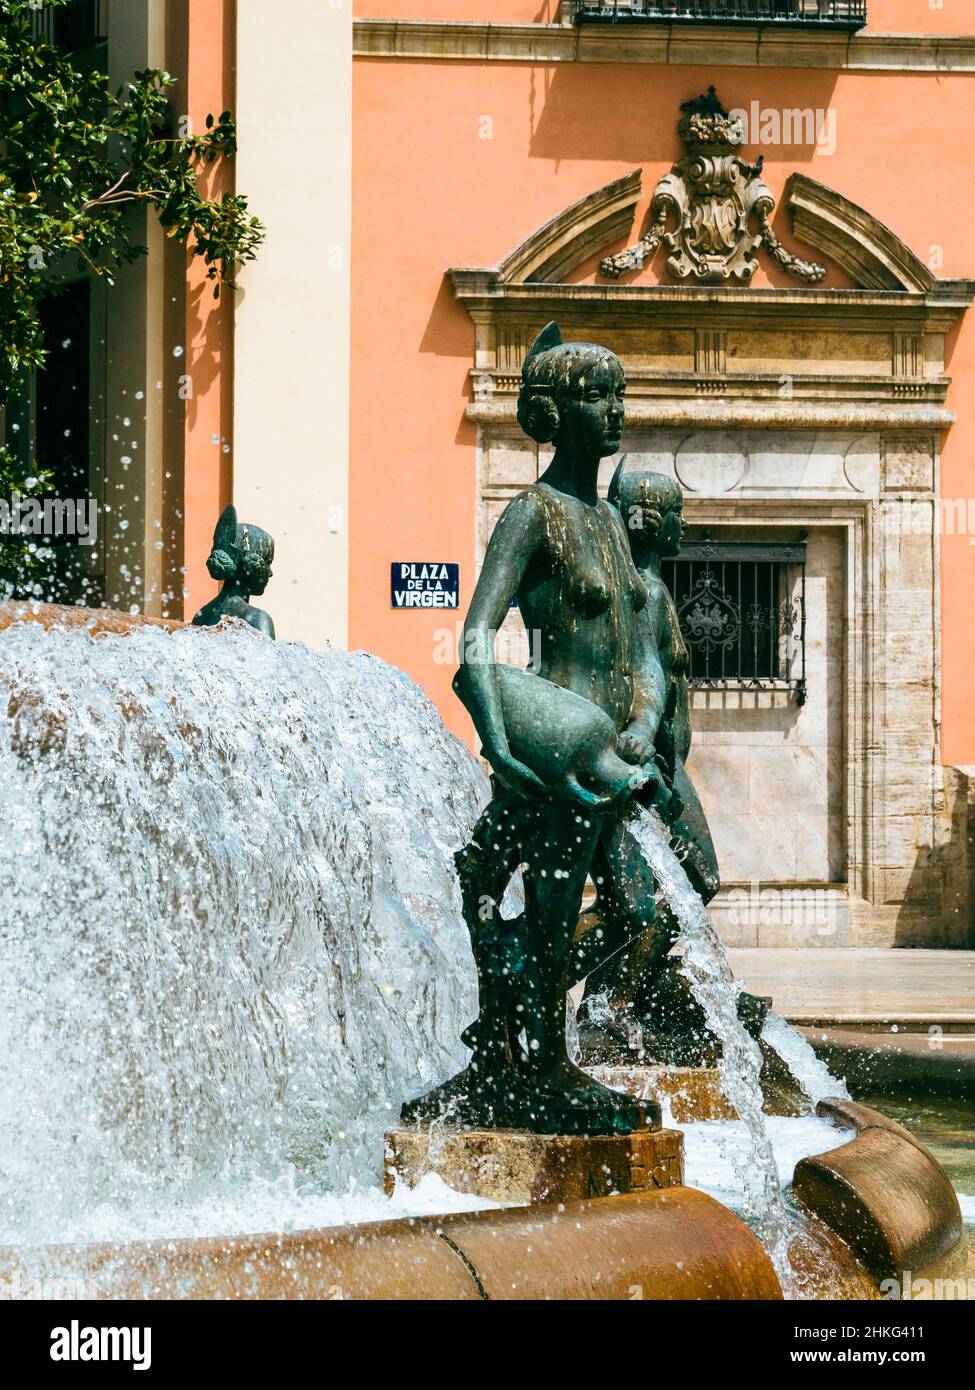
[350,51,975,760]
[177,0,236,621]
[353,0,962,36]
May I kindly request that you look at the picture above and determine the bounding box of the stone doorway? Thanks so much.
[452,168,973,946]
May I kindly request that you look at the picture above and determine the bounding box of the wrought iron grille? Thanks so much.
[31,1,103,49]
[662,537,807,703]
[575,1,866,27]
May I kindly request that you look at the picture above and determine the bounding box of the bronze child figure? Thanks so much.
[579,465,772,1064]
[192,505,276,639]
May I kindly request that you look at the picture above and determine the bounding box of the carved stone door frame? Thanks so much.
[450,172,972,945]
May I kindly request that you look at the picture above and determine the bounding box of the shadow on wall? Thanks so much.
[525,66,853,290]
[692,688,802,739]
[525,64,843,167]
[417,276,478,448]
[895,766,975,948]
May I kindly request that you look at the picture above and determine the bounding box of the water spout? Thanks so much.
[627,807,794,1287]
[761,1010,851,1108]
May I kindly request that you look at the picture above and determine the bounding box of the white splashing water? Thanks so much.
[0,614,849,1274]
[627,807,793,1288]
[0,620,484,1247]
[681,1114,845,1216]
[761,1010,850,1106]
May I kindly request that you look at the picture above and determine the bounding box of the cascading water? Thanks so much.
[626,807,796,1288]
[0,612,850,1284]
[761,1009,850,1107]
[0,617,484,1247]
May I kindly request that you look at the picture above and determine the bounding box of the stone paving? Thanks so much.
[729,948,975,1027]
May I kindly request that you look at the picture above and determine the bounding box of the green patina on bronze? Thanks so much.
[403,323,671,1136]
[402,321,771,1136]
[192,505,276,639]
[579,464,770,1065]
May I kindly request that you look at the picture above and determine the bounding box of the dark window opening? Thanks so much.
[575,1,866,28]
[32,1,103,50]
[37,281,91,508]
[31,281,101,605]
[662,537,807,703]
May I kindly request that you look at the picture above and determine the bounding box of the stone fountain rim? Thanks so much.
[0,599,188,636]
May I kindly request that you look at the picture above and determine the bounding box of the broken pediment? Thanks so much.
[446,90,973,435]
[451,88,969,297]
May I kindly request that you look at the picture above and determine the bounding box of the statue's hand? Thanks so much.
[491,752,548,804]
[645,753,684,824]
[617,725,655,765]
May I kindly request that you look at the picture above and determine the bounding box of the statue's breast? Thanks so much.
[529,489,646,621]
[651,580,690,675]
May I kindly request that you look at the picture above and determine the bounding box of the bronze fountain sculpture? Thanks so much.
[579,466,770,1064]
[192,504,276,638]
[403,322,769,1136]
[403,323,668,1134]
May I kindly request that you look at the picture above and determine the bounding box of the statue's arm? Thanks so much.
[457,495,546,801]
[618,620,668,766]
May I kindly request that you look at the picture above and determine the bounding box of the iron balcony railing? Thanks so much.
[575,1,866,27]
[31,0,104,50]
[662,538,808,704]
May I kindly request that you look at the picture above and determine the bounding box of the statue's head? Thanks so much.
[609,463,684,559]
[517,322,625,460]
[206,505,275,596]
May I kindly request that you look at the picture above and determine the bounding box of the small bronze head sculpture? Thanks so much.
[192,505,276,639]
[608,463,685,566]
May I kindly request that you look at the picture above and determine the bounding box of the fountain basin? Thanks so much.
[5,1098,963,1300]
[794,1099,964,1281]
[2,1188,781,1301]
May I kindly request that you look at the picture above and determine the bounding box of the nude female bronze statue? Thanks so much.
[579,466,771,1065]
[402,323,675,1135]
[192,505,276,639]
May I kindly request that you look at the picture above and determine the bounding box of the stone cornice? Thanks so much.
[465,398,955,433]
[448,278,975,334]
[448,173,973,438]
[354,19,975,74]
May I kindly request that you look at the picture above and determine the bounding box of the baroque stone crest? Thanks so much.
[601,88,826,286]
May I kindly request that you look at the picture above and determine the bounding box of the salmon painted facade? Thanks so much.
[8,1,975,946]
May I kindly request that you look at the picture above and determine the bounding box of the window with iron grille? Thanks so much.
[662,537,807,704]
[575,1,866,28]
[31,1,103,50]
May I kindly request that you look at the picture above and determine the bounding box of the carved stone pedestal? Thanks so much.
[384,1127,684,1207]
[589,1065,736,1123]
[588,1065,802,1122]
